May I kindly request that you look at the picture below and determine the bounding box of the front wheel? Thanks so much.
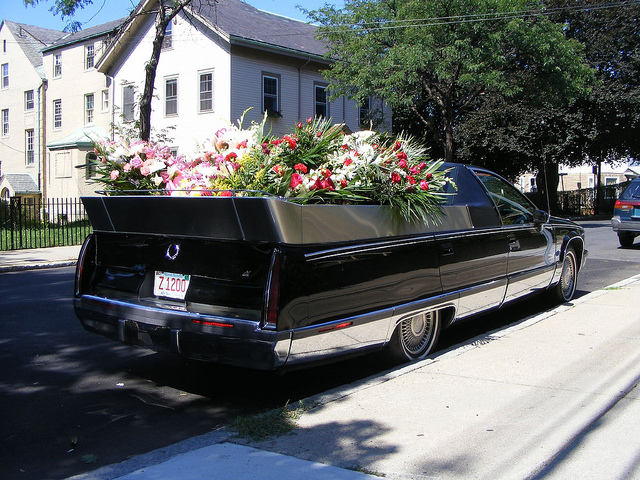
[551,246,578,302]
[385,310,441,364]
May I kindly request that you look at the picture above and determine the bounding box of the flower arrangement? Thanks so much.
[91,115,455,223]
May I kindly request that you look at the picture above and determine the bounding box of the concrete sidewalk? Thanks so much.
[0,245,80,272]
[5,247,640,479]
[68,274,640,480]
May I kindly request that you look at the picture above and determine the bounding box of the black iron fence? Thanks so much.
[0,197,92,251]
[527,183,628,217]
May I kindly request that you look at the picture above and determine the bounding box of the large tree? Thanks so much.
[308,0,594,163]
[25,0,193,141]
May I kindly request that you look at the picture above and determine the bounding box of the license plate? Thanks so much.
[154,271,190,300]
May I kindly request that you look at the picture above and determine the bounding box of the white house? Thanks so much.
[1,0,391,201]
[97,0,391,159]
[0,21,63,200]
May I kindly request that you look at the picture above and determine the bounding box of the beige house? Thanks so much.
[0,21,63,200]
[41,19,123,200]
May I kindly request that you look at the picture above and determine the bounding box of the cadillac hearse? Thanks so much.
[73,164,586,370]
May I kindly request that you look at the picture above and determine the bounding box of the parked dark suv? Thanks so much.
[612,178,640,248]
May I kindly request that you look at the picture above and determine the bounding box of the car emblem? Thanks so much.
[166,244,180,260]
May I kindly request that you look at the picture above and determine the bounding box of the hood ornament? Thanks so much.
[166,243,180,260]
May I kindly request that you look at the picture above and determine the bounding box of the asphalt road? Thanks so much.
[1,219,638,480]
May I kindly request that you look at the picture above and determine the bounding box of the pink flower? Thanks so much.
[130,156,143,169]
[420,180,430,191]
[290,173,304,189]
[307,117,313,124]
[123,163,132,173]
[398,159,407,169]
[140,166,151,176]
[297,122,303,129]
[110,170,120,181]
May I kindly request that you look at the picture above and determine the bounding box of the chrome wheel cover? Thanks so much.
[400,311,436,358]
[559,251,577,300]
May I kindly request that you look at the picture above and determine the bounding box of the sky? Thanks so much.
[0,0,343,31]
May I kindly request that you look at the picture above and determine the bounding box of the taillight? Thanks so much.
[262,249,281,330]
[74,234,95,297]
[614,200,638,211]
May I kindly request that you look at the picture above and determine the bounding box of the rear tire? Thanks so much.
[551,246,578,302]
[385,310,441,364]
[618,232,635,248]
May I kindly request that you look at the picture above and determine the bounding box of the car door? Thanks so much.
[436,165,509,319]
[471,169,555,303]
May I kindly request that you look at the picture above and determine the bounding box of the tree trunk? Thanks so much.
[139,16,168,141]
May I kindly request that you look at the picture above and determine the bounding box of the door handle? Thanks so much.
[440,242,454,256]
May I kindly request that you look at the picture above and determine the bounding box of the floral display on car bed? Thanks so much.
[92,116,455,223]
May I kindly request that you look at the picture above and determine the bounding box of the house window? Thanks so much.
[54,53,62,77]
[165,77,178,116]
[25,129,34,166]
[53,99,62,129]
[359,97,371,127]
[262,74,279,116]
[25,90,35,111]
[162,21,172,50]
[2,109,8,136]
[85,152,97,179]
[1,63,8,88]
[85,93,94,124]
[199,71,213,113]
[54,151,72,178]
[102,89,109,112]
[605,177,618,199]
[122,84,135,122]
[85,44,95,69]
[314,83,328,119]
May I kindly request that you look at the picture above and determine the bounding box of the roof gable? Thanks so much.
[97,0,328,72]
[1,21,64,70]
[188,0,327,58]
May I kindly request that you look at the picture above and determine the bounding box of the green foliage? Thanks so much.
[307,0,594,163]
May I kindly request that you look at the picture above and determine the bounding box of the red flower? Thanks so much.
[391,172,402,183]
[343,158,353,166]
[290,173,304,189]
[340,179,348,188]
[225,152,237,161]
[398,159,407,169]
[407,175,416,185]
[297,122,303,129]
[426,172,433,180]
[396,151,407,161]
[294,163,308,173]
[271,139,283,146]
[272,165,285,176]
[420,180,429,191]
[219,190,233,197]
[393,141,402,152]
[284,135,297,150]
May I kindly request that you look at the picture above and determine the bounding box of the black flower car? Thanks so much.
[73,164,586,370]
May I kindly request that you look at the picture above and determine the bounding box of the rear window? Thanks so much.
[620,180,640,200]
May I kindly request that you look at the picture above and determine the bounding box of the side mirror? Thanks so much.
[533,209,549,224]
